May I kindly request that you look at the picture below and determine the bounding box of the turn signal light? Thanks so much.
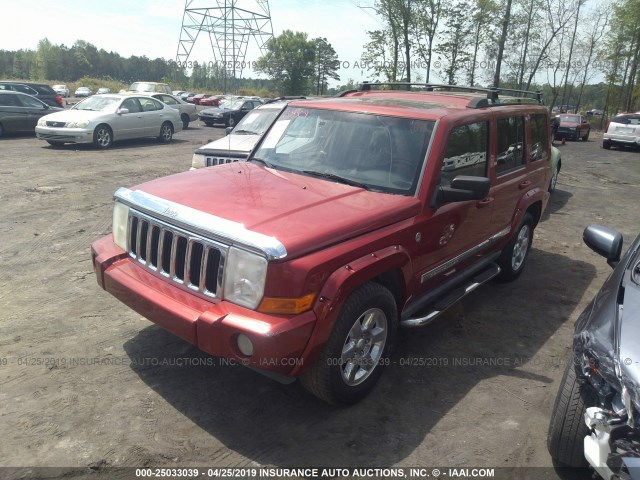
[258,293,316,315]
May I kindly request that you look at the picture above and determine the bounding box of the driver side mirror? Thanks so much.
[583,224,623,268]
[117,108,130,115]
[432,176,490,207]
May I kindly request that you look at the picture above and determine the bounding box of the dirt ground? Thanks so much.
[1,122,639,480]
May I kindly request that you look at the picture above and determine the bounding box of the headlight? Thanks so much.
[112,201,130,250]
[65,120,90,128]
[223,247,267,309]
[37,119,46,126]
[191,153,206,168]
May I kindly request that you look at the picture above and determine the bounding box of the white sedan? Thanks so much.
[141,93,198,130]
[35,94,182,149]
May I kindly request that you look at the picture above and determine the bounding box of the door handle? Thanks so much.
[518,180,532,190]
[477,197,494,208]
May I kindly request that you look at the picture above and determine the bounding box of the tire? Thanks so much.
[300,282,397,405]
[582,130,589,141]
[549,165,559,193]
[0,123,4,138]
[93,124,113,149]
[603,140,611,150]
[547,359,598,467]
[496,213,534,282]
[204,122,213,127]
[46,140,65,147]
[158,122,173,143]
[181,114,189,130]
[226,117,236,128]
[574,131,580,141]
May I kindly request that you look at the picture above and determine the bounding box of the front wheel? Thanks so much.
[226,116,236,128]
[300,282,397,405]
[93,124,113,149]
[496,213,534,282]
[181,114,189,130]
[582,130,590,141]
[549,165,560,193]
[547,359,598,467]
[158,122,173,143]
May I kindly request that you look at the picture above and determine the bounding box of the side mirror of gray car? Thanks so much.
[583,224,623,268]
[117,108,130,115]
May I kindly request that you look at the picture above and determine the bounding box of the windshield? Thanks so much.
[219,99,243,110]
[130,83,158,92]
[233,109,280,135]
[252,107,434,196]
[72,96,119,112]
[559,115,580,123]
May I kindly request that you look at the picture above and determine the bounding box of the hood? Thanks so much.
[41,109,109,122]
[130,162,421,259]
[195,134,261,155]
[574,233,640,410]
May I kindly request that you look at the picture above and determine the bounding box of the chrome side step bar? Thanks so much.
[400,263,501,328]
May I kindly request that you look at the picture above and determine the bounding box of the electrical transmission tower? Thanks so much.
[176,0,274,93]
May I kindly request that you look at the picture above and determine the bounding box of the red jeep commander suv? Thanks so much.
[92,83,552,405]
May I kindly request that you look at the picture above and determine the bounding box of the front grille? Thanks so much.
[127,211,226,298]
[46,121,66,127]
[206,157,240,167]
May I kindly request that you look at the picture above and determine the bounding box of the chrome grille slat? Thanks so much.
[125,210,227,299]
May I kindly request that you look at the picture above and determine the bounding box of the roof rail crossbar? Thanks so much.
[352,82,545,106]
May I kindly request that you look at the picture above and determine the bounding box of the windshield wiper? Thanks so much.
[302,170,369,190]
[233,129,259,135]
[249,157,274,168]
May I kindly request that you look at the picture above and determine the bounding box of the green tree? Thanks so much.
[313,37,340,95]
[254,30,316,95]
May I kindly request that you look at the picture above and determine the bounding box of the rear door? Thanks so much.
[15,93,50,130]
[0,92,27,132]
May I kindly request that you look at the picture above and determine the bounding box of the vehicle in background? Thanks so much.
[554,113,590,141]
[172,90,186,97]
[0,91,63,137]
[199,97,263,128]
[75,87,92,98]
[96,88,112,95]
[179,92,196,102]
[586,109,603,117]
[191,98,305,169]
[140,92,198,130]
[603,113,640,150]
[198,95,223,107]
[0,81,64,108]
[52,84,70,98]
[190,94,215,105]
[35,93,182,149]
[548,225,640,479]
[127,82,172,94]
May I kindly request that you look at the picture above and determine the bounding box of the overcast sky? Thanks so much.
[2,0,389,86]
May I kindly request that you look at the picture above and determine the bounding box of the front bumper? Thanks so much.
[91,235,317,376]
[35,126,93,144]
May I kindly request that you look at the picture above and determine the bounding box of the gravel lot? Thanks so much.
[1,123,639,479]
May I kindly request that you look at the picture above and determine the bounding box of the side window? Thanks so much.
[121,98,141,113]
[140,98,161,111]
[0,94,19,106]
[161,95,177,105]
[530,114,548,161]
[496,116,525,175]
[17,94,45,108]
[440,121,488,186]
[13,84,37,95]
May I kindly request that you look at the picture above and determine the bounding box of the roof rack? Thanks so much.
[338,82,544,108]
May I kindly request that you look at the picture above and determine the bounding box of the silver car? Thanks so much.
[603,113,640,150]
[142,93,198,130]
[35,94,182,149]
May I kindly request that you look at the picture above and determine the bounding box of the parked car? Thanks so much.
[190,94,214,105]
[172,90,186,97]
[96,88,111,95]
[199,98,263,127]
[198,95,223,107]
[0,81,64,108]
[92,83,553,405]
[141,92,197,130]
[586,109,603,117]
[191,99,302,169]
[0,91,63,137]
[75,87,92,97]
[603,112,640,150]
[554,113,590,141]
[549,146,561,193]
[180,92,196,102]
[127,82,172,94]
[52,84,70,98]
[35,93,182,149]
[548,225,640,479]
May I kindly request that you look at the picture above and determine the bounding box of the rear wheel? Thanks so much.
[93,124,113,149]
[181,114,189,130]
[547,359,598,467]
[158,122,173,143]
[496,213,534,282]
[300,282,397,405]
[603,140,612,150]
[549,165,560,193]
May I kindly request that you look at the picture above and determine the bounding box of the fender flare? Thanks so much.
[289,244,411,376]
